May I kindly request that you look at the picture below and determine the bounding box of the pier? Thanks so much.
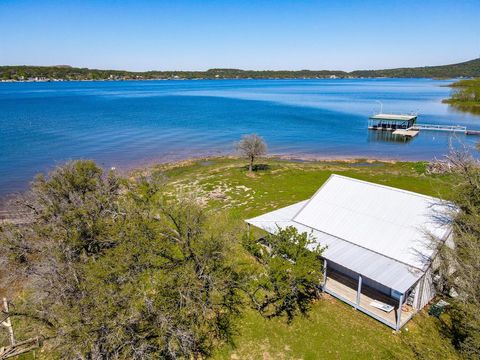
[369,113,480,138]
[411,124,466,132]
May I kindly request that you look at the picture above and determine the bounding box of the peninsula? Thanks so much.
[443,78,480,114]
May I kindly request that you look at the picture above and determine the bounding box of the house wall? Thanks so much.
[413,267,436,310]
[445,235,455,249]
[414,246,449,310]
[363,276,391,297]
[412,231,453,310]
[327,261,357,279]
[327,260,391,296]
[412,280,422,309]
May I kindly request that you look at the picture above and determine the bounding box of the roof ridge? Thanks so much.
[292,174,336,221]
[293,174,444,224]
[328,174,444,203]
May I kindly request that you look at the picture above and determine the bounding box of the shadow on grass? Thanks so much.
[437,310,464,352]
[242,164,271,172]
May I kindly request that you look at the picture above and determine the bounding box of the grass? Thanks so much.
[148,157,454,220]
[140,156,460,359]
[213,299,458,360]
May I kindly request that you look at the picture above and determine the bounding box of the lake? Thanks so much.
[0,78,479,196]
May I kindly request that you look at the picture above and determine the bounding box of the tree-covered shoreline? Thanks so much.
[443,78,480,115]
[1,58,480,81]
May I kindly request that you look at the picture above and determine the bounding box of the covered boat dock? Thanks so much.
[368,113,480,138]
[368,113,418,131]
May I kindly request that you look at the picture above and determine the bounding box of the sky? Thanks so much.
[0,0,479,71]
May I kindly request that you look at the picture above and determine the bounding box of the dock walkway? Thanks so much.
[411,124,467,133]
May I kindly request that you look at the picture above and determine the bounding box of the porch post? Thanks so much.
[356,275,362,309]
[396,293,404,331]
[322,259,328,289]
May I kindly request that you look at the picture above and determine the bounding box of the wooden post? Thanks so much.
[247,223,251,238]
[356,275,362,309]
[0,299,41,359]
[396,294,404,331]
[2,297,15,346]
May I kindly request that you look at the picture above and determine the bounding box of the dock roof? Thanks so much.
[369,113,417,121]
[246,175,452,293]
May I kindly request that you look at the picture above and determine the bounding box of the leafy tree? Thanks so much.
[71,188,250,359]
[0,162,249,358]
[0,160,324,359]
[236,134,267,172]
[244,226,324,321]
[0,160,122,355]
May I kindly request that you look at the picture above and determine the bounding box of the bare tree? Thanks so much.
[236,134,267,172]
[429,145,480,358]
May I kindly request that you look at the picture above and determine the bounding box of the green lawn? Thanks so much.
[149,157,454,220]
[144,156,460,360]
[213,300,457,360]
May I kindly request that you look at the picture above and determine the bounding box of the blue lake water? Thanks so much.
[1,78,479,196]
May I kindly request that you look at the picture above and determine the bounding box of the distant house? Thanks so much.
[246,175,452,330]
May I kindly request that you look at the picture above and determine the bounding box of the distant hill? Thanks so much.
[1,58,479,81]
[350,58,480,79]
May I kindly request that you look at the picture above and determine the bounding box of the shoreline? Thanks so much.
[0,153,420,201]
[127,152,410,168]
[125,153,414,179]
[1,142,448,204]
[266,153,401,163]
[0,77,454,83]
[0,153,421,221]
[0,152,440,225]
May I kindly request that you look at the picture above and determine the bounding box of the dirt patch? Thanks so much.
[322,293,337,304]
[209,189,228,200]
[268,154,399,164]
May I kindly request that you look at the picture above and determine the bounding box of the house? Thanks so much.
[246,174,452,330]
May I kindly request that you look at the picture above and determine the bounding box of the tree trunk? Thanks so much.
[249,156,254,172]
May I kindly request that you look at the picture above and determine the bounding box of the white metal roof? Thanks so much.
[246,175,451,293]
[293,175,450,269]
[370,113,417,121]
